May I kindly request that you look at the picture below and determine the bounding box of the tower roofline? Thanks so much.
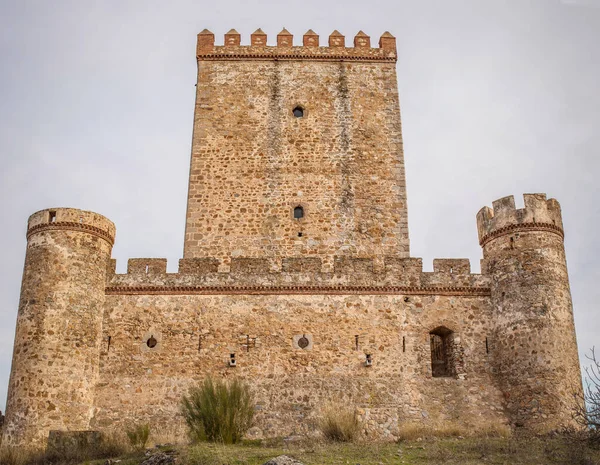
[196,28,397,62]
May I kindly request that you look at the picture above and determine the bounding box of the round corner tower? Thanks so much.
[2,208,115,447]
[477,193,582,431]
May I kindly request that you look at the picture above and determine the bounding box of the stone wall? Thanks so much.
[91,284,506,440]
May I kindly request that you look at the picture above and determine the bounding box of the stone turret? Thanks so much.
[478,194,582,430]
[2,208,115,446]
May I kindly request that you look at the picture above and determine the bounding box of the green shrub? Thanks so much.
[318,403,360,442]
[126,423,150,451]
[181,377,255,444]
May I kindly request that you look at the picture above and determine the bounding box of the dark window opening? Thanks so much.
[298,335,310,349]
[430,326,455,378]
[403,336,406,353]
[355,335,359,351]
[485,337,489,354]
[298,232,303,237]
[293,106,304,118]
[294,206,304,219]
[147,335,158,348]
[49,211,57,223]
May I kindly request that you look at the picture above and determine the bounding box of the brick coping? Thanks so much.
[105,285,490,296]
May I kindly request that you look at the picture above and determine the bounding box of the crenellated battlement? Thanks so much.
[476,194,564,247]
[26,208,116,246]
[105,256,489,294]
[196,28,397,62]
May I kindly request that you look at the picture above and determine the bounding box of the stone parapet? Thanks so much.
[197,28,397,61]
[476,194,563,247]
[106,256,489,294]
[27,208,116,246]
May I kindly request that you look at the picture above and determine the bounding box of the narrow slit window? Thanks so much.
[294,206,304,219]
[49,211,57,223]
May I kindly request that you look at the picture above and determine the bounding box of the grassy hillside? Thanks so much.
[3,435,599,465]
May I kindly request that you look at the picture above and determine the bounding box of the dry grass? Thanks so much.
[317,403,360,442]
[0,447,42,465]
[125,423,150,451]
[183,436,600,465]
[0,433,129,465]
[3,434,599,465]
[397,420,511,441]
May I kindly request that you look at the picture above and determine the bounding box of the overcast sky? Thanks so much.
[0,0,598,412]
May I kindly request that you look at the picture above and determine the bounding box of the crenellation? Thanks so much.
[107,258,117,280]
[196,28,398,61]
[477,193,564,246]
[196,28,215,54]
[334,257,376,275]
[127,258,167,275]
[354,30,371,48]
[230,257,273,274]
[328,30,345,47]
[281,257,322,273]
[421,259,484,287]
[433,259,471,275]
[250,28,267,46]
[178,258,220,274]
[302,29,319,47]
[276,28,293,47]
[106,255,492,292]
[224,28,241,46]
[378,31,396,52]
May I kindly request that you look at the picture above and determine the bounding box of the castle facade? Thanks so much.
[2,28,583,447]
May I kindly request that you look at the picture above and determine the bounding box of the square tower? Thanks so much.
[184,29,409,266]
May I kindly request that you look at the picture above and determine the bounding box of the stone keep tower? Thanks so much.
[2,28,583,447]
[184,28,409,269]
[2,209,115,445]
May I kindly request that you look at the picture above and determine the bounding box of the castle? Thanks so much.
[2,28,583,447]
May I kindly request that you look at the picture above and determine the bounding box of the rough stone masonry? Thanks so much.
[1,28,583,447]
